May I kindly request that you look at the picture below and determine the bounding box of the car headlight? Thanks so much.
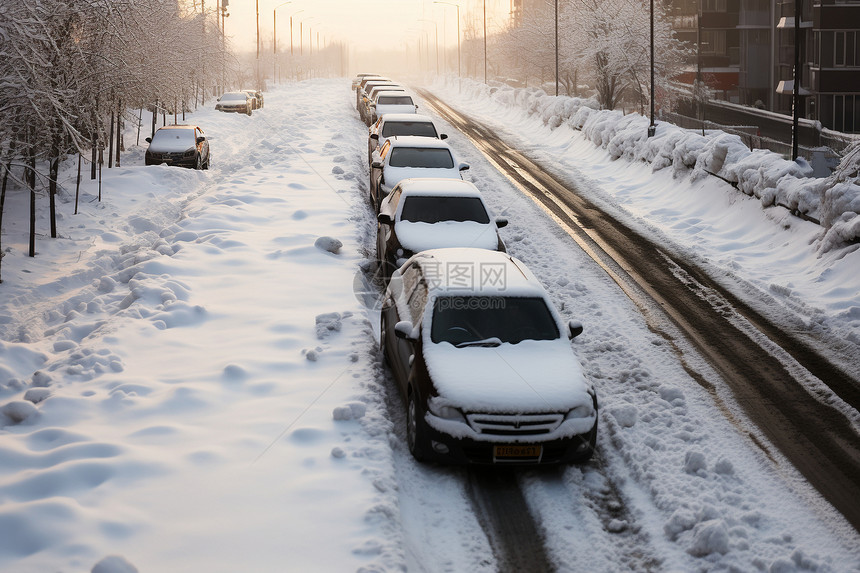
[429,402,467,423]
[565,404,594,420]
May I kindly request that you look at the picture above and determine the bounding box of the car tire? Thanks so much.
[246,107,252,116]
[203,155,210,170]
[379,312,389,363]
[195,154,203,170]
[406,391,429,462]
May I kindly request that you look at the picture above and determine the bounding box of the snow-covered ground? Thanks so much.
[0,79,858,573]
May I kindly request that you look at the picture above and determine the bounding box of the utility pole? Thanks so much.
[791,0,802,159]
[555,0,559,96]
[483,0,487,83]
[648,0,656,137]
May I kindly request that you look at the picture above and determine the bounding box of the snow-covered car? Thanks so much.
[215,91,252,115]
[242,89,264,109]
[352,73,380,90]
[380,247,598,465]
[368,113,446,163]
[369,136,469,211]
[367,91,418,125]
[356,75,388,109]
[144,125,210,170]
[376,179,507,278]
[363,86,407,125]
[359,80,399,122]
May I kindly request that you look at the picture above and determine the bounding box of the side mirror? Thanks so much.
[370,133,379,140]
[440,134,448,140]
[394,321,417,342]
[459,163,470,172]
[145,137,152,143]
[372,161,382,169]
[568,320,584,340]
[495,217,508,228]
[377,213,393,225]
[196,136,206,144]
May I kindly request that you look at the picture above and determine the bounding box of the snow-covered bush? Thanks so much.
[443,76,860,252]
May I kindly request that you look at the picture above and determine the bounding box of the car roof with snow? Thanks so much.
[405,248,547,298]
[379,113,434,124]
[394,178,482,198]
[388,135,453,149]
[376,90,411,97]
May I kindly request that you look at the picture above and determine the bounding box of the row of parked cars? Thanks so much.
[353,73,599,466]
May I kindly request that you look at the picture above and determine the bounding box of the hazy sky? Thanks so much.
[220,0,513,55]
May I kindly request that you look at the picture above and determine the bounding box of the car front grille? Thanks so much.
[465,413,564,436]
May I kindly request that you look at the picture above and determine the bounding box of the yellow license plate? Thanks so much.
[493,445,542,460]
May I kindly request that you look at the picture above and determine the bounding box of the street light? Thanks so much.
[274,2,292,84]
[648,0,656,137]
[483,0,487,83]
[434,1,460,78]
[255,0,260,89]
[419,19,439,75]
[290,9,304,57]
[554,0,558,96]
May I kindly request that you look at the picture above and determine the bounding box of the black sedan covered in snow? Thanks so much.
[145,125,210,170]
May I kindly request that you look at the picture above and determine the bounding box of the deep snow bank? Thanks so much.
[445,78,860,251]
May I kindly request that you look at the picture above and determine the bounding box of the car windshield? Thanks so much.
[389,147,454,168]
[378,96,413,105]
[431,296,560,345]
[222,93,247,101]
[150,129,195,147]
[400,196,490,224]
[381,121,437,138]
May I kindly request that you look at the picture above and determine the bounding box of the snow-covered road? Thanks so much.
[0,79,858,572]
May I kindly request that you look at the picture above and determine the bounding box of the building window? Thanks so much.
[831,94,859,132]
[702,30,727,55]
[834,31,858,67]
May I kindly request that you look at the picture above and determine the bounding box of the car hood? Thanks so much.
[394,220,498,253]
[423,338,592,413]
[148,141,195,153]
[383,167,460,190]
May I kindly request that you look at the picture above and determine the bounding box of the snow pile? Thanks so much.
[445,77,860,249]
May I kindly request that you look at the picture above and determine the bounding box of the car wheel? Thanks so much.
[246,107,252,116]
[203,154,210,170]
[406,391,429,461]
[379,312,388,360]
[195,154,202,170]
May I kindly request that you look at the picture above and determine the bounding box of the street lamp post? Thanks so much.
[274,2,292,84]
[648,0,656,137]
[290,10,303,57]
[420,19,439,75]
[434,2,460,78]
[483,0,487,83]
[255,0,260,89]
[555,0,559,96]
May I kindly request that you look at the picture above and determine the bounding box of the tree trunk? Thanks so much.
[151,101,157,139]
[116,101,122,167]
[29,133,36,258]
[49,138,59,239]
[75,153,81,215]
[0,163,8,282]
[91,136,97,180]
[108,109,115,169]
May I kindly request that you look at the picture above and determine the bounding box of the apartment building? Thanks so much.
[674,0,860,133]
